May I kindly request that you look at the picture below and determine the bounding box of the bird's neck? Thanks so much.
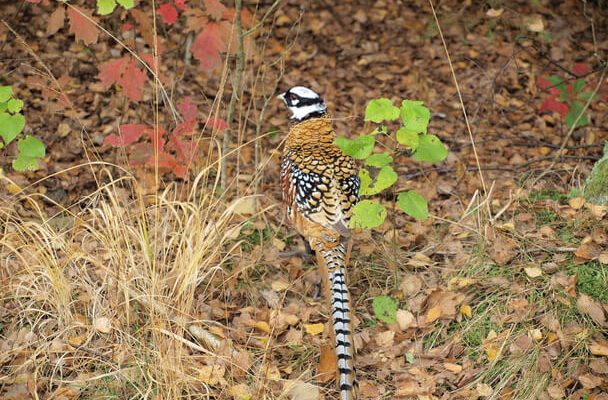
[286,115,335,147]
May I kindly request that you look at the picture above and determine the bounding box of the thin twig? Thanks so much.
[221,0,245,192]
[428,0,487,197]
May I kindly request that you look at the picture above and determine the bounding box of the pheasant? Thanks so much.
[278,86,360,400]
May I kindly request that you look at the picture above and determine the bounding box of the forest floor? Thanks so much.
[1,0,608,399]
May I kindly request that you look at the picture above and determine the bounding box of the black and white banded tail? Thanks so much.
[319,243,358,400]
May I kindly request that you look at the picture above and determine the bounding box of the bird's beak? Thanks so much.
[277,92,286,102]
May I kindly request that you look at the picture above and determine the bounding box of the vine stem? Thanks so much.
[221,0,245,192]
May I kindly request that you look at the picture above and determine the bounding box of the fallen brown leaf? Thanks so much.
[489,232,518,266]
[578,373,603,389]
[574,240,602,261]
[396,309,416,330]
[576,294,607,326]
[317,343,336,383]
[287,381,320,400]
[589,338,608,356]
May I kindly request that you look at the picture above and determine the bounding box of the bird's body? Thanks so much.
[279,86,359,400]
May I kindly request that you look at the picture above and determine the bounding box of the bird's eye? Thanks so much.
[289,93,298,101]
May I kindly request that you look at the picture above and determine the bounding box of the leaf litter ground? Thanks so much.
[1,0,608,399]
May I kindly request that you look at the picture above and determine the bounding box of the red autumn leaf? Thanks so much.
[178,97,198,121]
[117,59,147,102]
[121,22,134,32]
[147,151,179,172]
[539,97,569,118]
[204,0,227,20]
[47,6,65,36]
[67,6,99,45]
[158,3,178,25]
[205,117,228,130]
[222,8,254,29]
[104,124,148,147]
[572,63,592,76]
[170,135,197,162]
[192,22,228,71]
[537,75,560,95]
[145,127,167,152]
[172,119,198,137]
[172,164,188,178]
[130,142,154,165]
[98,57,129,87]
[174,0,188,10]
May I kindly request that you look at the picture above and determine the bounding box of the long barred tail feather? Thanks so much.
[319,243,358,400]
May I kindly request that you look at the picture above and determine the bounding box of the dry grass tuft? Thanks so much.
[0,166,257,398]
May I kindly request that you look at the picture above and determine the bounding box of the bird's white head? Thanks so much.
[278,86,328,122]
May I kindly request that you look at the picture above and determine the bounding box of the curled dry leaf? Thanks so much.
[358,380,381,398]
[589,338,608,356]
[525,15,545,32]
[524,266,543,278]
[578,373,603,389]
[576,294,607,326]
[590,358,608,374]
[271,279,290,291]
[568,197,585,210]
[443,362,463,373]
[486,8,503,18]
[574,241,602,261]
[425,305,442,324]
[400,273,423,297]
[489,233,518,266]
[93,317,112,334]
[304,323,324,336]
[476,382,494,397]
[396,309,416,330]
[375,330,395,347]
[229,383,252,400]
[317,343,336,383]
[287,381,320,400]
[460,304,472,317]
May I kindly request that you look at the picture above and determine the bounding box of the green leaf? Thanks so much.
[13,135,45,172]
[546,75,563,85]
[364,98,400,123]
[372,295,398,324]
[397,190,429,220]
[13,155,40,171]
[405,352,415,363]
[117,0,135,8]
[565,102,589,128]
[97,0,117,15]
[349,200,387,229]
[359,166,398,196]
[0,102,7,113]
[334,135,375,159]
[18,135,45,158]
[7,99,23,113]
[580,91,595,101]
[0,86,12,103]
[572,78,586,94]
[400,100,430,134]
[365,152,393,167]
[396,127,419,150]
[0,112,25,145]
[412,134,448,163]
